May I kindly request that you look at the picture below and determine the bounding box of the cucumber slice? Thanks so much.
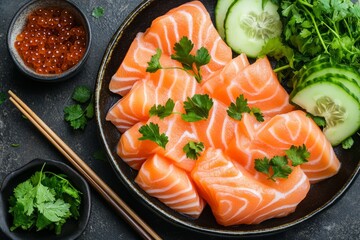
[215,0,235,39]
[224,0,282,57]
[291,77,360,146]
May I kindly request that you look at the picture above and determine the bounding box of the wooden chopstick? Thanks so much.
[8,90,162,240]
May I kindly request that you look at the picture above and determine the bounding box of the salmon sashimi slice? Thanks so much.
[201,53,249,92]
[135,154,205,218]
[191,148,309,226]
[106,69,202,133]
[209,57,294,117]
[190,99,237,150]
[142,1,232,80]
[117,103,199,172]
[254,110,341,183]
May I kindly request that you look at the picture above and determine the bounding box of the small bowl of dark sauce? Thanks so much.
[7,0,91,82]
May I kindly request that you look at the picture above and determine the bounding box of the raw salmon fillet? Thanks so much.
[206,57,294,117]
[106,69,202,133]
[135,154,205,218]
[109,1,232,96]
[191,148,309,225]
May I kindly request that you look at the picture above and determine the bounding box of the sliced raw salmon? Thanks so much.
[208,57,294,117]
[106,69,202,133]
[191,148,309,226]
[135,154,205,218]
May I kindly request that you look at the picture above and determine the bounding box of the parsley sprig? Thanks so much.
[8,163,82,235]
[138,122,169,149]
[183,141,204,160]
[255,144,310,181]
[149,98,175,119]
[146,36,211,83]
[182,94,213,122]
[227,95,264,122]
[64,86,94,130]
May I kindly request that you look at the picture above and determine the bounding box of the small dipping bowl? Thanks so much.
[0,158,91,240]
[7,0,91,82]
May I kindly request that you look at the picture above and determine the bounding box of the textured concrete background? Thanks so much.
[0,0,359,239]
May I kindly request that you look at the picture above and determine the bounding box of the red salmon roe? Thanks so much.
[15,7,87,74]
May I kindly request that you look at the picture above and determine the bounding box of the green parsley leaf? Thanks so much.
[342,137,354,149]
[72,86,91,103]
[146,48,163,73]
[254,157,271,175]
[138,122,169,149]
[92,6,105,19]
[183,141,204,160]
[149,98,175,119]
[285,144,310,166]
[251,107,264,122]
[306,113,326,128]
[64,105,87,130]
[227,95,251,120]
[271,164,293,180]
[182,94,213,122]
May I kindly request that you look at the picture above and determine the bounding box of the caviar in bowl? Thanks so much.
[7,0,91,82]
[0,158,91,240]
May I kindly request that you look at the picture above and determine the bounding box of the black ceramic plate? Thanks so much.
[95,0,360,237]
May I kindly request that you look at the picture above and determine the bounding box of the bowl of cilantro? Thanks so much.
[0,158,91,240]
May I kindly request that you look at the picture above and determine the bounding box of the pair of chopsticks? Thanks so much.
[8,90,162,240]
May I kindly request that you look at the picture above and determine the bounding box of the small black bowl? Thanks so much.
[7,0,92,82]
[0,158,91,240]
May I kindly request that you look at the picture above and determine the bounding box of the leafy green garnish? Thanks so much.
[227,94,264,122]
[146,36,211,83]
[92,6,105,19]
[149,98,175,119]
[267,0,360,81]
[64,86,94,130]
[306,113,326,128]
[183,141,204,160]
[8,163,82,235]
[182,94,213,122]
[138,122,169,149]
[11,143,20,147]
[342,137,354,149]
[255,144,310,181]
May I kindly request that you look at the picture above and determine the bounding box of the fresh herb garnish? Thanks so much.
[92,6,105,19]
[11,143,20,147]
[8,163,82,235]
[138,122,169,149]
[183,141,204,160]
[265,0,360,81]
[306,113,326,128]
[149,98,175,119]
[227,94,264,122]
[182,94,213,122]
[146,36,211,83]
[342,137,354,149]
[64,86,94,130]
[255,144,310,181]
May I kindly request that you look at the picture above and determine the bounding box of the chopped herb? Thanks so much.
[8,163,82,235]
[146,36,211,83]
[149,98,175,119]
[138,122,168,149]
[183,141,204,160]
[255,145,310,181]
[342,137,354,149]
[64,86,94,130]
[92,6,104,19]
[11,143,20,147]
[182,94,213,122]
[227,95,264,122]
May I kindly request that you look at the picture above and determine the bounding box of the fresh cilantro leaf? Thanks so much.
[182,94,213,122]
[37,199,71,222]
[271,164,293,180]
[183,141,204,160]
[85,100,94,119]
[64,105,87,130]
[146,48,163,73]
[138,122,169,149]
[254,157,271,175]
[285,144,310,166]
[251,107,264,122]
[342,137,354,149]
[227,95,251,120]
[72,86,91,103]
[306,113,326,128]
[92,6,105,19]
[149,98,175,119]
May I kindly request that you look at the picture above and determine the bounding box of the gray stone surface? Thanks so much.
[0,0,359,239]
